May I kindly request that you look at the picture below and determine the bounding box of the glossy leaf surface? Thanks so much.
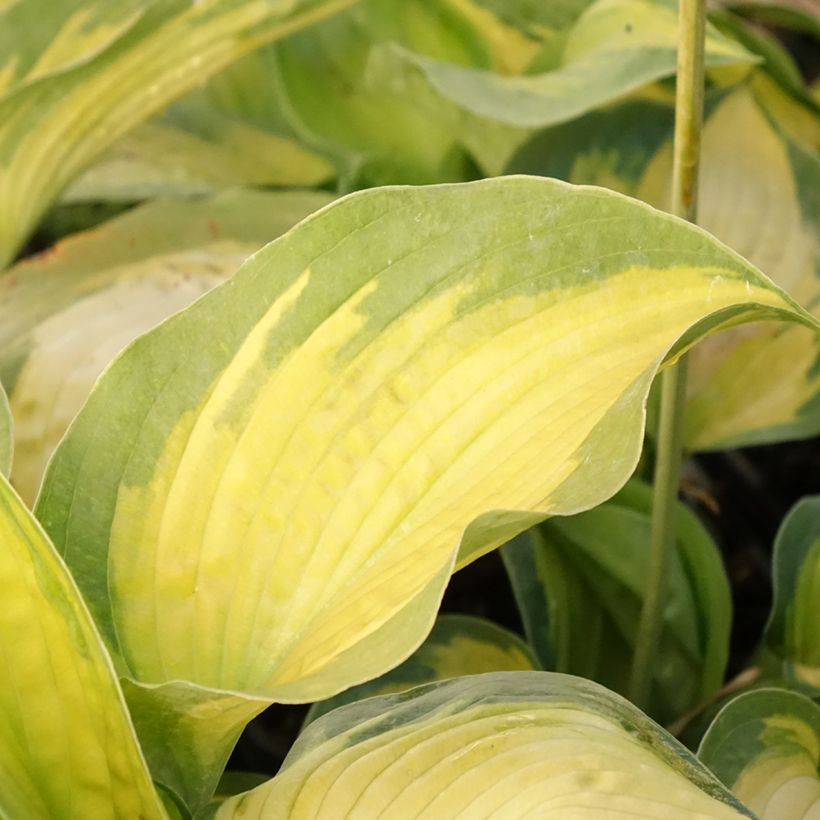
[0,472,165,819]
[305,614,538,724]
[503,478,730,724]
[699,688,820,819]
[0,0,355,267]
[0,189,332,505]
[35,176,814,807]
[216,672,751,818]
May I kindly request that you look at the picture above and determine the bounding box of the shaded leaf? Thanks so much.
[0,189,331,505]
[216,672,752,818]
[503,478,730,724]
[305,614,538,724]
[0,471,165,818]
[35,176,814,808]
[0,0,356,268]
[763,496,820,691]
[699,688,820,818]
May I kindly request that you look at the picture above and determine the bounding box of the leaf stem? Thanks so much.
[629,0,707,710]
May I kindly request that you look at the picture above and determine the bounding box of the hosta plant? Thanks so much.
[1,0,820,818]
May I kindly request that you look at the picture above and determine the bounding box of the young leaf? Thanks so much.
[305,614,538,724]
[509,86,820,449]
[503,478,730,724]
[0,0,356,268]
[0,189,332,505]
[0,382,11,478]
[215,672,752,818]
[763,496,820,690]
[0,471,165,818]
[699,688,820,818]
[398,0,754,129]
[35,176,815,808]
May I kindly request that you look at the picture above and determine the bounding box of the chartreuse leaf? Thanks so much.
[699,688,820,819]
[35,177,815,810]
[398,0,754,130]
[0,472,166,818]
[0,189,331,506]
[762,496,820,691]
[305,614,538,724]
[503,478,730,725]
[509,85,820,449]
[0,0,356,269]
[0,382,11,478]
[214,672,752,819]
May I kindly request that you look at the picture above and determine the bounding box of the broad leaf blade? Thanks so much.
[0,189,332,505]
[34,176,815,806]
[503,478,731,724]
[306,614,538,724]
[216,672,752,818]
[403,0,753,129]
[63,116,334,203]
[0,472,165,818]
[509,85,820,449]
[0,0,355,268]
[699,688,820,818]
[763,496,820,690]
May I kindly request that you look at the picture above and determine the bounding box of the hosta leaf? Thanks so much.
[0,382,11,478]
[305,614,538,724]
[0,189,331,505]
[270,0,489,186]
[509,85,820,449]
[0,0,356,268]
[0,471,165,818]
[399,0,754,130]
[215,672,752,819]
[63,116,333,204]
[503,478,730,724]
[763,496,820,691]
[35,176,815,808]
[699,688,820,818]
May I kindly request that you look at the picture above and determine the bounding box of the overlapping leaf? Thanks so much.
[63,115,333,203]
[215,672,752,818]
[399,0,753,130]
[305,614,538,724]
[509,85,820,449]
[35,176,815,808]
[503,478,730,724]
[762,496,820,691]
[0,0,356,268]
[0,189,331,507]
[269,0,491,186]
[0,471,165,818]
[699,688,820,818]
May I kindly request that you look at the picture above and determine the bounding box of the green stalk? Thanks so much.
[629,0,706,710]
